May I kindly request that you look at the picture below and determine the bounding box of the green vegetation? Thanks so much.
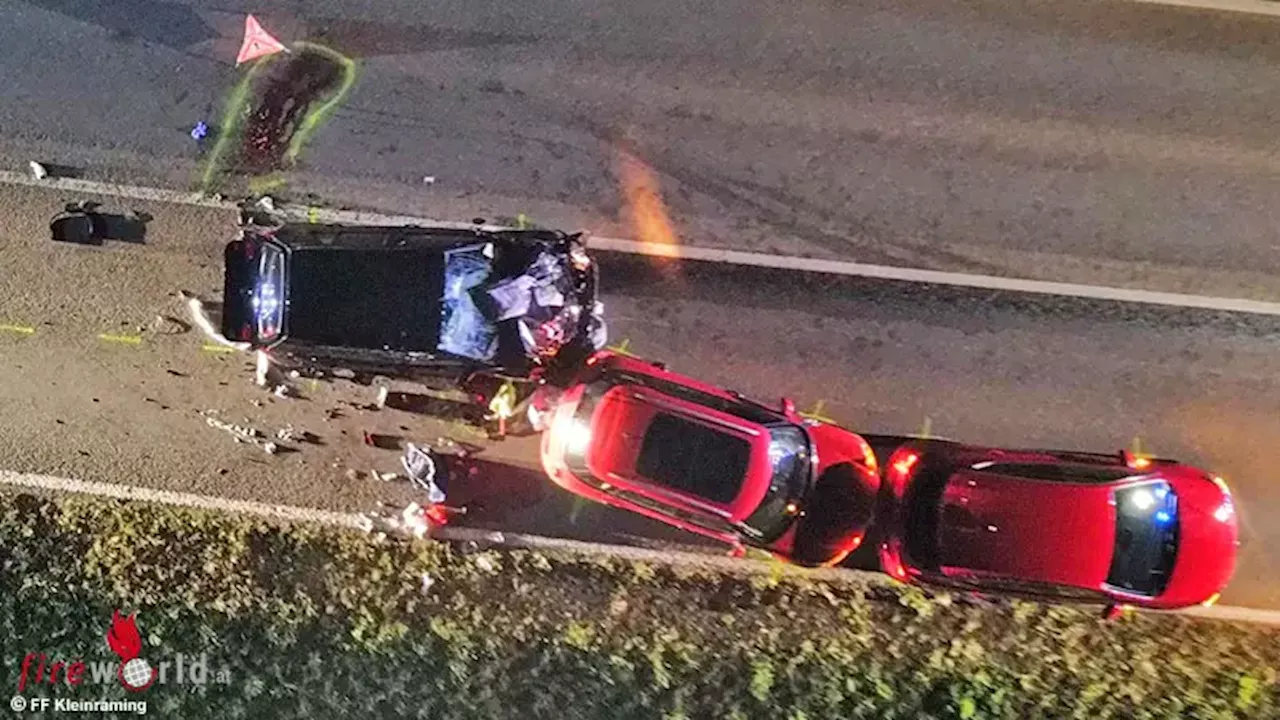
[0,492,1275,719]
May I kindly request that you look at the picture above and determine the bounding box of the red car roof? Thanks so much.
[584,384,774,522]
[937,470,1117,589]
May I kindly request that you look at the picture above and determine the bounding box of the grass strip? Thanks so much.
[0,492,1275,719]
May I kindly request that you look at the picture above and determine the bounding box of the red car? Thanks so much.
[876,439,1239,611]
[536,351,881,566]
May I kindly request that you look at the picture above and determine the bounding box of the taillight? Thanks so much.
[889,450,921,482]
[857,437,878,473]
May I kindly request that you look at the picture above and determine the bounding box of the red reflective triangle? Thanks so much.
[236,14,287,65]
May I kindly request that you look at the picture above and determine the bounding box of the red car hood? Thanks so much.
[937,471,1115,588]
[1158,476,1239,606]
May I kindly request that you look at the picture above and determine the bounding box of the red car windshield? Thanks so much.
[1106,482,1179,597]
[738,423,813,544]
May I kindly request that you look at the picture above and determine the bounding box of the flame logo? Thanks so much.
[106,610,142,661]
[106,610,157,692]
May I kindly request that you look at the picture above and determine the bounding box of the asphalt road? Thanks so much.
[3,0,1280,300]
[0,185,1276,608]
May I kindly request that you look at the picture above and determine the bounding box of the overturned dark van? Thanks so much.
[221,217,607,382]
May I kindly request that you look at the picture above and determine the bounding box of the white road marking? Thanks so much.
[1128,0,1280,18]
[3,171,1280,317]
[0,468,1275,627]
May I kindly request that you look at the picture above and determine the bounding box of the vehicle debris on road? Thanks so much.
[150,314,191,335]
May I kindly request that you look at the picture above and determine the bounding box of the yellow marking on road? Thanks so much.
[201,343,239,354]
[249,173,287,194]
[607,338,637,357]
[800,399,838,424]
[919,416,933,440]
[98,333,143,346]
[0,324,35,335]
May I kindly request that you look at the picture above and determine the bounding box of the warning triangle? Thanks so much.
[236,15,287,66]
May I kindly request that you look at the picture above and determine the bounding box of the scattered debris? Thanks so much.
[485,531,505,545]
[29,161,47,180]
[422,176,436,185]
[273,384,291,399]
[344,468,362,482]
[288,370,301,380]
[182,291,251,352]
[402,503,431,539]
[276,427,297,442]
[255,351,271,387]
[378,472,399,482]
[263,442,279,455]
[402,443,448,503]
[151,314,191,335]
[363,432,402,451]
[356,516,375,533]
[375,386,389,409]
[191,121,210,141]
[203,413,263,445]
[256,196,276,212]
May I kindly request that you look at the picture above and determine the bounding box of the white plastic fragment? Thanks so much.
[422,176,436,185]
[256,196,275,212]
[254,351,271,387]
[375,386,389,409]
[182,292,251,352]
[474,556,496,573]
[273,384,291,399]
[204,414,263,445]
[401,503,431,539]
[356,516,375,533]
[263,442,279,455]
[379,472,399,482]
[29,161,47,179]
[421,572,435,594]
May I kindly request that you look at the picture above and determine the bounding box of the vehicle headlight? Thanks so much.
[565,419,592,457]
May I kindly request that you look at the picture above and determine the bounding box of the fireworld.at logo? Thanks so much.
[15,610,232,693]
